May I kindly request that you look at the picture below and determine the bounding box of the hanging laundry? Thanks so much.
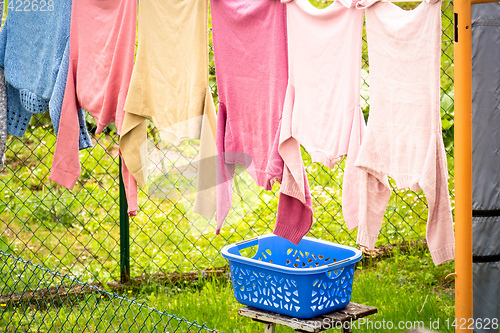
[279,0,366,234]
[0,0,92,166]
[119,0,217,219]
[49,0,138,216]
[355,0,454,265]
[210,0,313,241]
[0,0,6,168]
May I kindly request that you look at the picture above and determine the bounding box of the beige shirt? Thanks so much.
[120,0,216,218]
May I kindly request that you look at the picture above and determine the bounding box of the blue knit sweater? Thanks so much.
[0,0,92,150]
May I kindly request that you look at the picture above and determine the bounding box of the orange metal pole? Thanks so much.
[453,0,473,330]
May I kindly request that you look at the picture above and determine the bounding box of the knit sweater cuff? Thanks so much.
[273,223,308,245]
[430,243,455,266]
[49,168,79,191]
[356,229,378,249]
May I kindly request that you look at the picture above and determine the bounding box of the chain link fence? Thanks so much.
[0,1,455,285]
[0,250,217,333]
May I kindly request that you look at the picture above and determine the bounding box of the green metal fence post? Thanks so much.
[119,157,130,284]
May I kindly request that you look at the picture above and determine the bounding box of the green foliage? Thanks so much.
[354,248,455,332]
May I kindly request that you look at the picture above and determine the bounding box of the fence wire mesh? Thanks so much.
[0,1,454,284]
[0,250,217,333]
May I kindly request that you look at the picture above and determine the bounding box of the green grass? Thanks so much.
[0,246,455,333]
[139,246,455,333]
[0,0,456,282]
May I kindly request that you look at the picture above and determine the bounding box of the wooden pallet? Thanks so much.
[239,303,377,333]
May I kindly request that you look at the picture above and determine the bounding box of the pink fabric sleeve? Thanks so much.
[278,84,307,204]
[265,118,285,190]
[420,135,455,265]
[342,107,366,229]
[273,165,314,245]
[355,170,391,250]
[356,135,455,266]
[49,61,81,190]
[266,118,314,244]
[120,151,139,216]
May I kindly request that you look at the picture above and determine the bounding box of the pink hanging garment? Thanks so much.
[211,0,313,242]
[49,0,138,216]
[279,0,366,235]
[355,0,454,265]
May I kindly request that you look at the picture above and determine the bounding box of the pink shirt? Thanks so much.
[355,0,454,265]
[49,0,138,215]
[211,0,288,220]
[211,0,313,242]
[280,0,365,229]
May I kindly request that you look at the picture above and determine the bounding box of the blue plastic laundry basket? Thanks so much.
[221,234,362,319]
